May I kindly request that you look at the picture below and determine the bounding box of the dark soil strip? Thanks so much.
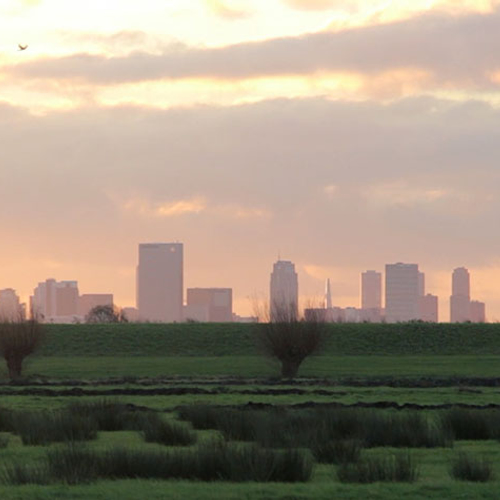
[5,376,500,388]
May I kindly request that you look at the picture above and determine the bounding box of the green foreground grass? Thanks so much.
[16,354,500,379]
[1,323,500,498]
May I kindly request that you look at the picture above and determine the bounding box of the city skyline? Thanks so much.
[0,243,491,322]
[1,2,499,321]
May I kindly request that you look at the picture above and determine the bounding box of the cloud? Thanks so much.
[119,195,270,220]
[122,197,208,217]
[1,95,500,315]
[205,0,253,19]
[6,7,500,93]
[283,0,362,11]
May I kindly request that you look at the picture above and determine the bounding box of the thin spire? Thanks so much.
[325,278,332,309]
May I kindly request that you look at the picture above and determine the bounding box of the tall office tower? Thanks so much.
[0,289,23,320]
[270,260,298,321]
[324,279,332,309]
[361,271,382,309]
[470,301,486,323]
[185,288,232,322]
[31,279,79,321]
[385,263,420,323]
[450,267,471,322]
[136,243,183,322]
[419,294,439,322]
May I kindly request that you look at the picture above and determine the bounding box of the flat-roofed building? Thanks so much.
[385,263,420,323]
[270,260,298,321]
[136,243,183,322]
[185,288,232,322]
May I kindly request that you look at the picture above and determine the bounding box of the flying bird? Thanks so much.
[18,44,28,51]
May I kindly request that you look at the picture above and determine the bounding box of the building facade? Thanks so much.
[450,267,471,322]
[270,260,298,321]
[136,243,183,322]
[185,288,233,322]
[385,263,420,322]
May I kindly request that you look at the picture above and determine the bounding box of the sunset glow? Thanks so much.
[1,0,499,320]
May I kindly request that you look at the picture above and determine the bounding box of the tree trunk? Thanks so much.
[6,355,23,380]
[281,359,300,379]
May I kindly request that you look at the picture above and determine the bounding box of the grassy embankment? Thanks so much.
[13,322,500,380]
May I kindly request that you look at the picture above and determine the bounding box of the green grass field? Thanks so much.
[0,322,499,498]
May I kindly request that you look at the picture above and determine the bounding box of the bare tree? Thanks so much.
[85,304,128,324]
[254,301,326,379]
[0,319,45,380]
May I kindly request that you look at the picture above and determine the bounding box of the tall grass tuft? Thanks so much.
[450,452,494,482]
[0,434,9,449]
[139,413,197,446]
[67,400,134,431]
[44,442,313,483]
[179,406,450,450]
[441,409,500,440]
[0,463,50,485]
[312,439,362,464]
[337,452,419,483]
[14,411,97,445]
[46,444,98,484]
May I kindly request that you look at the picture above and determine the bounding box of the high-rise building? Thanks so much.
[361,270,382,310]
[0,289,23,320]
[185,288,232,322]
[470,301,486,323]
[31,279,79,322]
[270,260,298,321]
[450,267,471,322]
[360,270,382,322]
[385,263,420,323]
[136,243,183,322]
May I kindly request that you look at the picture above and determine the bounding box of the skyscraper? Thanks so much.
[270,260,298,321]
[136,243,183,322]
[385,263,420,323]
[450,267,470,322]
[361,271,382,310]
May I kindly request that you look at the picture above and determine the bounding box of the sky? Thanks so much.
[1,0,500,320]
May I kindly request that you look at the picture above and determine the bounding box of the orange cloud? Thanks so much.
[205,0,253,19]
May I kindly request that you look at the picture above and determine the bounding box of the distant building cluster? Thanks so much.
[30,279,113,323]
[299,262,485,324]
[0,242,488,324]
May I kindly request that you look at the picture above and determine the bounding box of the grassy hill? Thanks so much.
[39,322,500,357]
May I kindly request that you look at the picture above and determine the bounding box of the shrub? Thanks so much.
[337,452,419,483]
[0,319,44,380]
[255,317,326,378]
[14,411,97,445]
[441,409,500,440]
[450,452,494,482]
[139,413,197,446]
